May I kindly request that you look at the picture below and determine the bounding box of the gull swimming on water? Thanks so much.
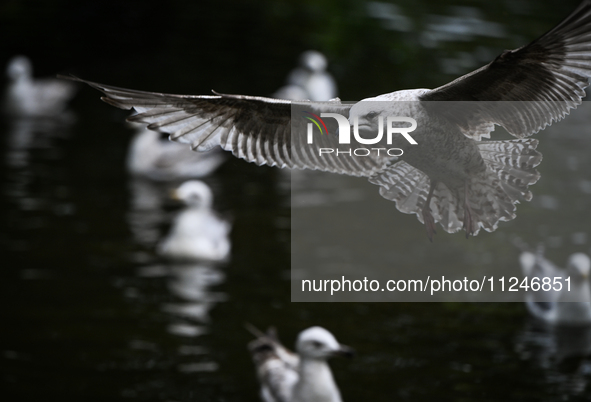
[63,1,591,239]
[273,50,338,101]
[247,325,353,402]
[520,249,591,326]
[157,180,231,262]
[5,55,76,118]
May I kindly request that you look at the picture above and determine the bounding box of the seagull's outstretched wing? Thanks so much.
[419,0,591,139]
[61,76,388,177]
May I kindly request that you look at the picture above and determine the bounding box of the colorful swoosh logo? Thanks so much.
[303,111,329,135]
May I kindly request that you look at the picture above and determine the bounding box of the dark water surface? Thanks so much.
[2,0,591,401]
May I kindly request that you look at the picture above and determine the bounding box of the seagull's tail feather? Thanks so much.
[478,139,542,203]
[447,138,541,234]
[369,138,541,235]
[368,160,429,215]
[459,138,542,234]
[369,161,465,233]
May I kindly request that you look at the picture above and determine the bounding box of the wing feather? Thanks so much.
[420,0,591,139]
[62,76,390,176]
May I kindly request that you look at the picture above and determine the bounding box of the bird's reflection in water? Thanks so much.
[2,118,76,248]
[4,118,74,220]
[5,117,72,168]
[136,262,227,373]
[162,263,227,323]
[515,319,591,396]
[126,178,174,250]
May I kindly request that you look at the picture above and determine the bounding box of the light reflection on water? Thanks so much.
[1,0,591,401]
[515,319,591,397]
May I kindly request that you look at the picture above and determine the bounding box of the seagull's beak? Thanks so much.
[333,344,355,358]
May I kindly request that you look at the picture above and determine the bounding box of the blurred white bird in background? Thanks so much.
[519,248,591,326]
[248,325,353,402]
[273,50,337,101]
[4,55,76,119]
[3,55,78,168]
[157,180,231,262]
[127,122,226,181]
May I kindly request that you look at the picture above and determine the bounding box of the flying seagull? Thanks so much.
[247,325,353,402]
[61,1,591,239]
[520,249,591,326]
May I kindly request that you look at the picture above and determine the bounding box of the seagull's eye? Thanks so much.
[367,111,378,119]
[188,194,202,203]
[311,341,323,348]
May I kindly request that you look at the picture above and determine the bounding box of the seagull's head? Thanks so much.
[7,55,32,81]
[300,50,327,72]
[566,253,591,279]
[172,180,213,208]
[296,326,354,360]
[349,99,390,136]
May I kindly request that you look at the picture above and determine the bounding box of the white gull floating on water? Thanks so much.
[520,248,591,326]
[64,1,591,239]
[273,50,338,101]
[247,325,353,402]
[5,55,76,118]
[157,180,231,262]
